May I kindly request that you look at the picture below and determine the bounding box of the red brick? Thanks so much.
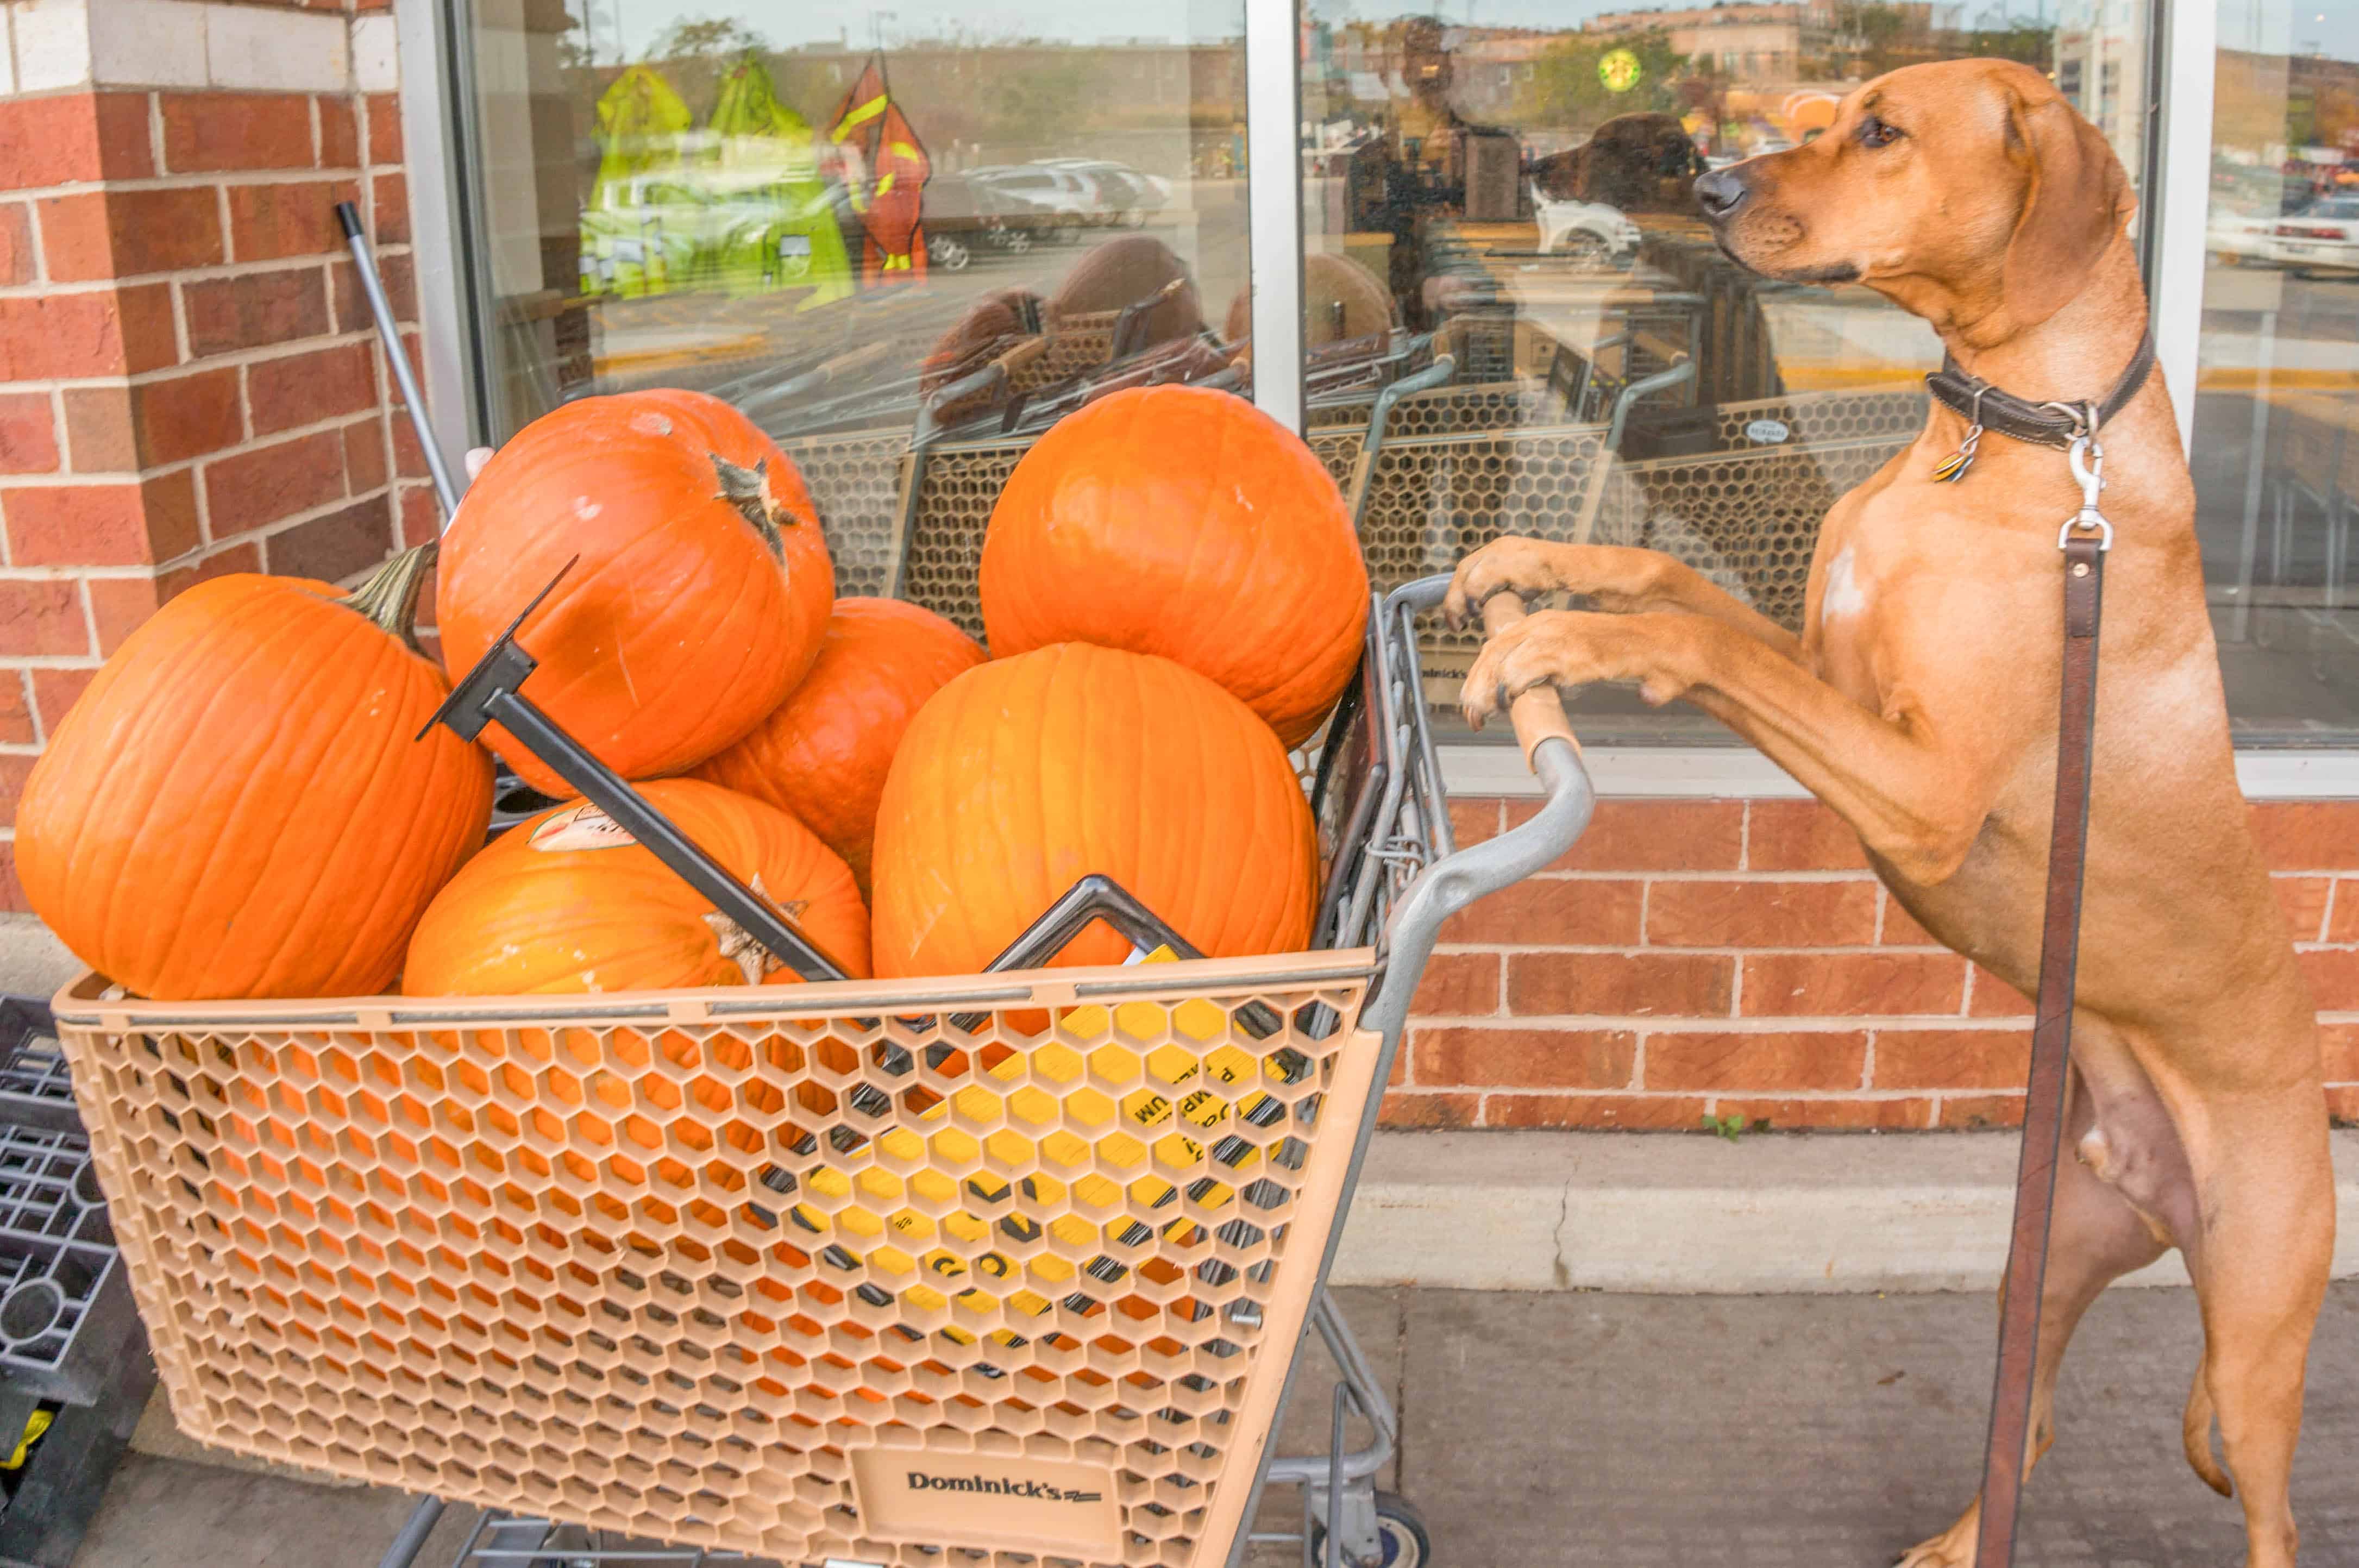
[318,98,359,170]
[30,668,97,737]
[1482,1094,1709,1131]
[59,386,134,472]
[0,844,26,914]
[38,188,224,280]
[84,576,160,655]
[364,95,404,164]
[1645,879,1878,947]
[1871,1028,2032,1090]
[1411,1025,1636,1089]
[133,368,243,465]
[0,394,58,474]
[185,267,331,356]
[1745,799,1869,870]
[1377,1093,1480,1129]
[248,341,375,435]
[162,93,315,173]
[0,285,174,379]
[372,171,410,244]
[2318,1024,2359,1083]
[1508,798,1742,873]
[1645,1030,1866,1092]
[2249,802,2359,871]
[2275,876,2333,943]
[390,403,430,478]
[1717,1096,1934,1131]
[1968,965,2035,1017]
[1441,877,1643,946]
[2327,881,2359,944]
[0,581,90,657]
[2298,948,2359,1013]
[1508,952,1734,1017]
[0,204,30,286]
[2327,1086,2359,1127]
[264,494,391,584]
[0,92,152,189]
[227,179,356,261]
[329,252,416,333]
[1879,893,1941,948]
[1448,798,1501,846]
[0,753,33,829]
[1740,952,1964,1017]
[398,482,440,546]
[204,430,346,532]
[1938,1094,2025,1130]
[342,416,387,493]
[4,471,198,566]
[0,673,32,746]
[1408,953,1498,1017]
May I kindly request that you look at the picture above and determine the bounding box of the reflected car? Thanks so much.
[1037,159,1174,226]
[2208,209,2281,266]
[2270,196,2359,275]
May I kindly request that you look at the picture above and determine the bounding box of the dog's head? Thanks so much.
[1537,112,1702,212]
[1694,59,2132,330]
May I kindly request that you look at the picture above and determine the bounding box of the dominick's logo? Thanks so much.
[903,1471,1102,1504]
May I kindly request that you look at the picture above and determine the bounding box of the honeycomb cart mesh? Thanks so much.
[54,955,1381,1568]
[777,430,909,603]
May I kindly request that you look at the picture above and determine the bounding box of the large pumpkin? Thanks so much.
[870,642,1316,978]
[436,388,835,795]
[16,547,491,1000]
[693,598,984,892]
[403,776,870,994]
[979,385,1367,747]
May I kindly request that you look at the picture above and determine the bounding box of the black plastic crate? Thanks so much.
[0,995,154,1568]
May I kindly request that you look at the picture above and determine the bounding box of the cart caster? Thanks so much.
[1309,1491,1431,1568]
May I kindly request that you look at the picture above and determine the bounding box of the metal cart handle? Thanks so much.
[1360,580,1593,1044]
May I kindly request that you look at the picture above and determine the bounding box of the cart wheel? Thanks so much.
[1309,1492,1432,1568]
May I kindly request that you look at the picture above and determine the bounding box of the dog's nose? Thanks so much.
[1695,168,1748,219]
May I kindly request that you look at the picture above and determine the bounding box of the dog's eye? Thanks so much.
[1858,116,1904,148]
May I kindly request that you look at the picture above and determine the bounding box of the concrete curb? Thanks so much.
[1329,1128,2359,1294]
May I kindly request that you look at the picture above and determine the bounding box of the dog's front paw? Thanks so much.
[1442,536,1574,628]
[1458,610,1695,730]
[1893,1507,1977,1568]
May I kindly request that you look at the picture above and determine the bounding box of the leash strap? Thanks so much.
[1972,494,2107,1568]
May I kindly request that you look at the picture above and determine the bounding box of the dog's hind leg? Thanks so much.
[1897,1035,2172,1568]
[2175,1083,2332,1568]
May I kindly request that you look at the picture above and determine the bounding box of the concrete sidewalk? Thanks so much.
[73,1282,2359,1568]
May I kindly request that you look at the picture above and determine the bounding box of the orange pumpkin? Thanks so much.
[403,777,871,994]
[979,385,1367,747]
[16,547,492,1000]
[870,642,1316,978]
[693,598,985,892]
[436,388,835,796]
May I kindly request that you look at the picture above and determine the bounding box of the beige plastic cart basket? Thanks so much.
[51,579,1597,1568]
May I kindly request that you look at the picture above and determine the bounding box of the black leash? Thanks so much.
[1925,331,2154,481]
[1972,406,2115,1568]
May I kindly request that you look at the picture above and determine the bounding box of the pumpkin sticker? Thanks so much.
[529,804,638,853]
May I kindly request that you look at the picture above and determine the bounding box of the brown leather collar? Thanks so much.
[1925,330,2154,451]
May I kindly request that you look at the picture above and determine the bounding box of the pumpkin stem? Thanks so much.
[712,455,789,562]
[338,542,438,654]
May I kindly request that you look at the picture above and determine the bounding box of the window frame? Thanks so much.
[402,0,2359,798]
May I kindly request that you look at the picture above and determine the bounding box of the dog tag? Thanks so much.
[1933,422,1982,484]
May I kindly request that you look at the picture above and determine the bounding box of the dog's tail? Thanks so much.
[2182,1360,2233,1497]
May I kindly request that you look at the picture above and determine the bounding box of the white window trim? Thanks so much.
[398,0,478,469]
[2149,0,2218,454]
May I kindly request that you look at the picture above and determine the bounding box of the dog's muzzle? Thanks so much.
[1695,167,1749,221]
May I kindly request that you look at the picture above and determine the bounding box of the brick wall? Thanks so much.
[1394,795,2359,1131]
[0,0,425,908]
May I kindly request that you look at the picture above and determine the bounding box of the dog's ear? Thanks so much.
[2001,82,2131,327]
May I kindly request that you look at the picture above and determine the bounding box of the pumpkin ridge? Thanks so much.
[109,592,330,988]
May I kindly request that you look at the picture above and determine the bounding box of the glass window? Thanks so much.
[2197,1,2359,743]
[1297,2,2152,743]
[460,0,1248,618]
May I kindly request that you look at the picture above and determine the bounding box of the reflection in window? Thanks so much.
[2198,1,2359,742]
[1298,2,2150,742]
[464,0,1250,627]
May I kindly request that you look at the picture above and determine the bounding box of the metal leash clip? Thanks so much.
[2056,402,2112,551]
[1931,383,1987,483]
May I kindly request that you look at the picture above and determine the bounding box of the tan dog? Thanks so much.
[1446,59,2332,1568]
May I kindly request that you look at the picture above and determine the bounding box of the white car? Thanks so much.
[2270,196,2359,275]
[1530,183,1641,262]
[2208,209,2280,265]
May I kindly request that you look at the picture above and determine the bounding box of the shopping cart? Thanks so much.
[52,576,1591,1568]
